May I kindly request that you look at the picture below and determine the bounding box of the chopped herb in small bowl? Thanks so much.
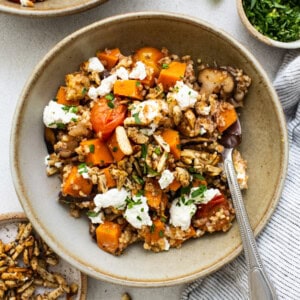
[237,0,300,49]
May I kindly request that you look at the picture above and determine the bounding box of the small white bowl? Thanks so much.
[236,0,300,49]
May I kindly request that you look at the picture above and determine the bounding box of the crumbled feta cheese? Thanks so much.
[198,105,211,116]
[88,57,104,73]
[163,238,170,251]
[124,196,152,229]
[54,162,62,169]
[88,211,104,224]
[158,170,174,189]
[20,0,32,6]
[88,74,117,100]
[169,197,196,230]
[44,155,50,166]
[130,100,169,125]
[168,81,198,110]
[129,61,147,80]
[140,123,158,136]
[199,127,207,135]
[116,67,129,80]
[190,187,221,204]
[94,188,129,211]
[78,164,91,179]
[43,100,78,128]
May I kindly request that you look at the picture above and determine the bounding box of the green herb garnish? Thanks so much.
[191,185,207,198]
[86,211,99,217]
[112,146,118,152]
[141,144,147,159]
[82,87,88,95]
[132,174,144,185]
[89,144,95,153]
[243,0,300,42]
[162,63,169,69]
[133,112,141,124]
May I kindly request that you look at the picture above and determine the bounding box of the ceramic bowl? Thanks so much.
[0,0,107,17]
[0,212,87,299]
[236,0,300,49]
[10,12,288,286]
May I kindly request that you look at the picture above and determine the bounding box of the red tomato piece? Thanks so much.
[196,193,228,219]
[90,98,127,141]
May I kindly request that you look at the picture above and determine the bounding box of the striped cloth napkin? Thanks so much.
[182,50,300,300]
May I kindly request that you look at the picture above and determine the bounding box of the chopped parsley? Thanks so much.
[112,146,118,152]
[136,215,142,221]
[86,211,99,217]
[154,147,161,155]
[78,163,88,175]
[62,105,78,114]
[133,112,141,124]
[159,230,164,238]
[162,63,169,69]
[105,93,115,108]
[191,185,207,198]
[136,81,141,86]
[82,87,88,95]
[89,144,95,153]
[132,174,144,185]
[141,144,147,159]
[126,196,143,209]
[150,224,155,233]
[243,0,300,42]
[192,173,205,180]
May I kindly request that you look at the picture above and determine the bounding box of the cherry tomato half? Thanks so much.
[90,98,127,141]
[196,194,228,219]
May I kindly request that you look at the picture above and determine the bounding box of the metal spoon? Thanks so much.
[220,120,278,300]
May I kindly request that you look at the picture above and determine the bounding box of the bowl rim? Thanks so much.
[10,11,289,287]
[0,0,107,17]
[0,212,88,299]
[236,0,300,49]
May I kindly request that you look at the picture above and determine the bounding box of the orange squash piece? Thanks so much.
[113,80,143,100]
[56,86,79,106]
[62,165,93,197]
[217,106,238,133]
[161,129,181,160]
[145,180,163,210]
[96,221,121,254]
[157,61,186,91]
[145,219,166,244]
[169,179,181,191]
[102,167,116,188]
[80,138,113,166]
[133,47,164,87]
[97,48,121,70]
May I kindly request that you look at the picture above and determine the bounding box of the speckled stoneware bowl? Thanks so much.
[237,0,300,49]
[0,0,107,17]
[0,212,87,298]
[10,12,288,287]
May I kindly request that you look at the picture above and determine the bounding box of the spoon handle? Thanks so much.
[223,148,278,300]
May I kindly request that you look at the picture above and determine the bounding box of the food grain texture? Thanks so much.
[43,46,251,255]
[0,222,79,299]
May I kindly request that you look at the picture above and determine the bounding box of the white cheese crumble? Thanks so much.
[129,61,147,80]
[88,57,104,73]
[88,74,117,100]
[163,238,170,251]
[115,67,129,80]
[140,123,158,136]
[158,170,174,189]
[93,188,129,212]
[43,100,78,129]
[130,99,169,125]
[124,195,152,229]
[88,211,104,224]
[190,187,221,204]
[169,197,196,231]
[199,127,207,135]
[78,164,91,179]
[20,0,32,6]
[44,155,50,166]
[198,105,211,116]
[167,81,198,110]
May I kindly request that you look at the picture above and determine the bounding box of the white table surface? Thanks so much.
[0,0,287,299]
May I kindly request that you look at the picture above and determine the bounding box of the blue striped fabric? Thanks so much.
[182,50,300,300]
